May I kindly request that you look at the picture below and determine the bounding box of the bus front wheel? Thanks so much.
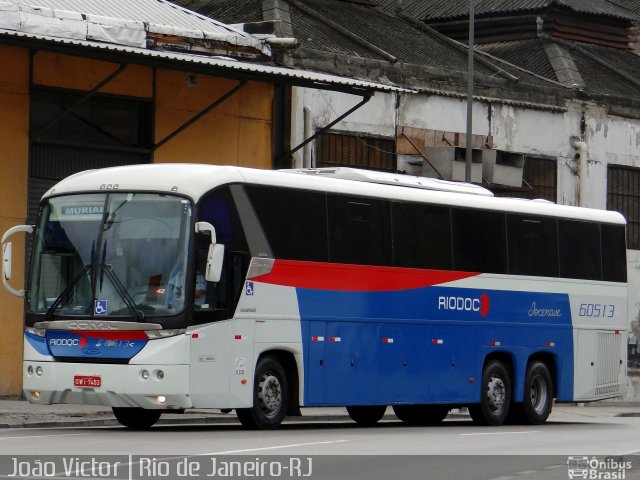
[236,355,290,430]
[112,407,161,429]
[469,360,512,426]
[346,405,386,426]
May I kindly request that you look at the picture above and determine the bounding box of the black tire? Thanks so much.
[346,405,386,426]
[236,355,290,430]
[521,361,553,425]
[469,360,512,426]
[393,405,449,425]
[112,407,161,429]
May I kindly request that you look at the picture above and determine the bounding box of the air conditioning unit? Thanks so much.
[423,146,482,183]
[482,150,525,187]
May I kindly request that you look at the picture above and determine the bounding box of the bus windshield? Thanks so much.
[27,193,192,319]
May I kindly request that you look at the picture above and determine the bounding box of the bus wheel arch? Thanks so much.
[236,350,298,430]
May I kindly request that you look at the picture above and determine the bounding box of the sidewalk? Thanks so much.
[0,399,638,429]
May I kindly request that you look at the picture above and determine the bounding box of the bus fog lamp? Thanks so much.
[31,391,40,400]
[141,369,150,380]
[157,395,167,404]
[35,366,43,376]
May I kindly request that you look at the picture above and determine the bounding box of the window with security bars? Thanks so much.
[608,165,639,249]
[315,132,395,172]
[495,156,557,201]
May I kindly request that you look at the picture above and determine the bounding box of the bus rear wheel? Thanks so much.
[236,355,290,430]
[522,361,553,424]
[469,360,511,426]
[112,407,161,429]
[393,405,449,425]
[346,405,386,426]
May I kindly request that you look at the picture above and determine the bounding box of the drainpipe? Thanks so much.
[303,106,312,168]
[571,137,589,207]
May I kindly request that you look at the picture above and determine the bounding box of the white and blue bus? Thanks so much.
[2,164,628,429]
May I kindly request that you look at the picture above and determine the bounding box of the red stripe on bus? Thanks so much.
[251,260,479,292]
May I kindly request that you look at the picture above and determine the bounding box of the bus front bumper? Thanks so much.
[23,361,193,410]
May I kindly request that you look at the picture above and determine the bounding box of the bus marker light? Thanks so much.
[312,336,324,342]
[329,337,341,342]
[615,330,621,335]
[546,341,556,347]
[241,379,247,385]
[490,341,501,347]
[469,377,475,383]
[234,335,246,340]
[191,333,200,339]
[382,338,394,344]
[432,339,444,345]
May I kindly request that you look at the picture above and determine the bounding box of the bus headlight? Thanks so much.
[146,329,185,340]
[141,369,150,380]
[27,366,34,376]
[35,366,43,376]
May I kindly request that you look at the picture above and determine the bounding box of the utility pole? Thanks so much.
[465,0,475,182]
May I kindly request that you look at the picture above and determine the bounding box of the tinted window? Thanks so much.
[601,224,627,282]
[453,209,507,274]
[558,220,602,280]
[328,195,392,266]
[198,187,248,252]
[393,202,452,269]
[507,215,558,277]
[245,185,328,262]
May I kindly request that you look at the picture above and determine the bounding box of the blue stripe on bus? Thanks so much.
[297,285,574,406]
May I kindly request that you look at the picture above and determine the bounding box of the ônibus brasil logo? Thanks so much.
[437,293,490,317]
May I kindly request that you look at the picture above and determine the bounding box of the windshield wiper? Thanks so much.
[44,264,92,320]
[100,264,144,321]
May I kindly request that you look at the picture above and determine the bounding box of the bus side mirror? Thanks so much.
[206,244,225,283]
[2,224,34,297]
[195,222,224,283]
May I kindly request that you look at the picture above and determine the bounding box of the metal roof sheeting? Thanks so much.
[8,0,251,35]
[0,27,411,93]
[379,0,640,21]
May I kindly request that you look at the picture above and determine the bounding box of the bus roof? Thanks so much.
[45,163,626,225]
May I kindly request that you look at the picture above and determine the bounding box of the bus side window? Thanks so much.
[327,194,392,267]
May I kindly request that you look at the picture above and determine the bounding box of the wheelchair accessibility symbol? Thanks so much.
[245,281,254,296]
[94,300,108,315]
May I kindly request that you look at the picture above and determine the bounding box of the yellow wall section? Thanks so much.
[154,71,273,168]
[0,45,29,396]
[33,52,153,98]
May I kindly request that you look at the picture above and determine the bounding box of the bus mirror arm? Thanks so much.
[2,225,34,297]
[195,222,224,283]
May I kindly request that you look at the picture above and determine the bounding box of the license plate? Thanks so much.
[73,375,101,388]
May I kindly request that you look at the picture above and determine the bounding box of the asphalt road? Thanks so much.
[1,412,640,480]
